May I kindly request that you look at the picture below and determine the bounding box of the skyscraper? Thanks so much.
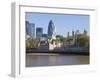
[67,32,70,37]
[30,23,35,38]
[26,21,35,38]
[26,21,30,35]
[72,31,75,37]
[48,20,56,39]
[36,27,43,39]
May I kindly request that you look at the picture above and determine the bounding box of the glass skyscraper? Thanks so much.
[36,27,43,39]
[26,21,35,38]
[26,21,30,35]
[48,20,56,39]
[30,23,35,38]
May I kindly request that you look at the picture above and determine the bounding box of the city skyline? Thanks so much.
[26,12,90,37]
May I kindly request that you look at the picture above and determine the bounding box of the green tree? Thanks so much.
[56,35,64,43]
[77,34,89,48]
[26,38,39,48]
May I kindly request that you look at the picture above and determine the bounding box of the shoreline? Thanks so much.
[26,53,89,56]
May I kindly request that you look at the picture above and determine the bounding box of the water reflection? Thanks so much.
[26,53,89,67]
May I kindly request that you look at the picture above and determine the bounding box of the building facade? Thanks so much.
[36,27,43,39]
[48,20,56,39]
[26,21,35,38]
[30,23,35,38]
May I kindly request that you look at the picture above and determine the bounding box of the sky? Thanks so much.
[26,12,89,37]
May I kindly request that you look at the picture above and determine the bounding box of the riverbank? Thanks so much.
[26,53,89,56]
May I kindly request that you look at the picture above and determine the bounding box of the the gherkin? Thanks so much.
[48,20,56,39]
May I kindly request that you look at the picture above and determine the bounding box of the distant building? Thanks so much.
[36,27,43,39]
[38,34,48,49]
[66,30,79,46]
[67,32,70,37]
[26,21,35,38]
[30,23,35,38]
[48,20,56,39]
[42,34,48,39]
[84,30,87,35]
[76,30,80,35]
[72,31,75,37]
[72,31,76,45]
[26,21,30,35]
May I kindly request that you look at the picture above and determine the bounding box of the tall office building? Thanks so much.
[26,21,35,38]
[36,27,43,39]
[26,21,30,35]
[30,23,35,38]
[72,31,75,37]
[72,31,76,45]
[48,20,56,39]
[67,32,70,37]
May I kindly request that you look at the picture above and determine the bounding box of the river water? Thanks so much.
[26,53,89,67]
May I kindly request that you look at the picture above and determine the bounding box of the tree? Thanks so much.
[26,38,39,48]
[56,35,64,43]
[77,34,89,48]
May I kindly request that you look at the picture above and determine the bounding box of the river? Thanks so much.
[26,53,89,67]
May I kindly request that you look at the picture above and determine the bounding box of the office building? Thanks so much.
[48,20,56,39]
[30,23,35,38]
[36,27,43,39]
[26,21,35,38]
